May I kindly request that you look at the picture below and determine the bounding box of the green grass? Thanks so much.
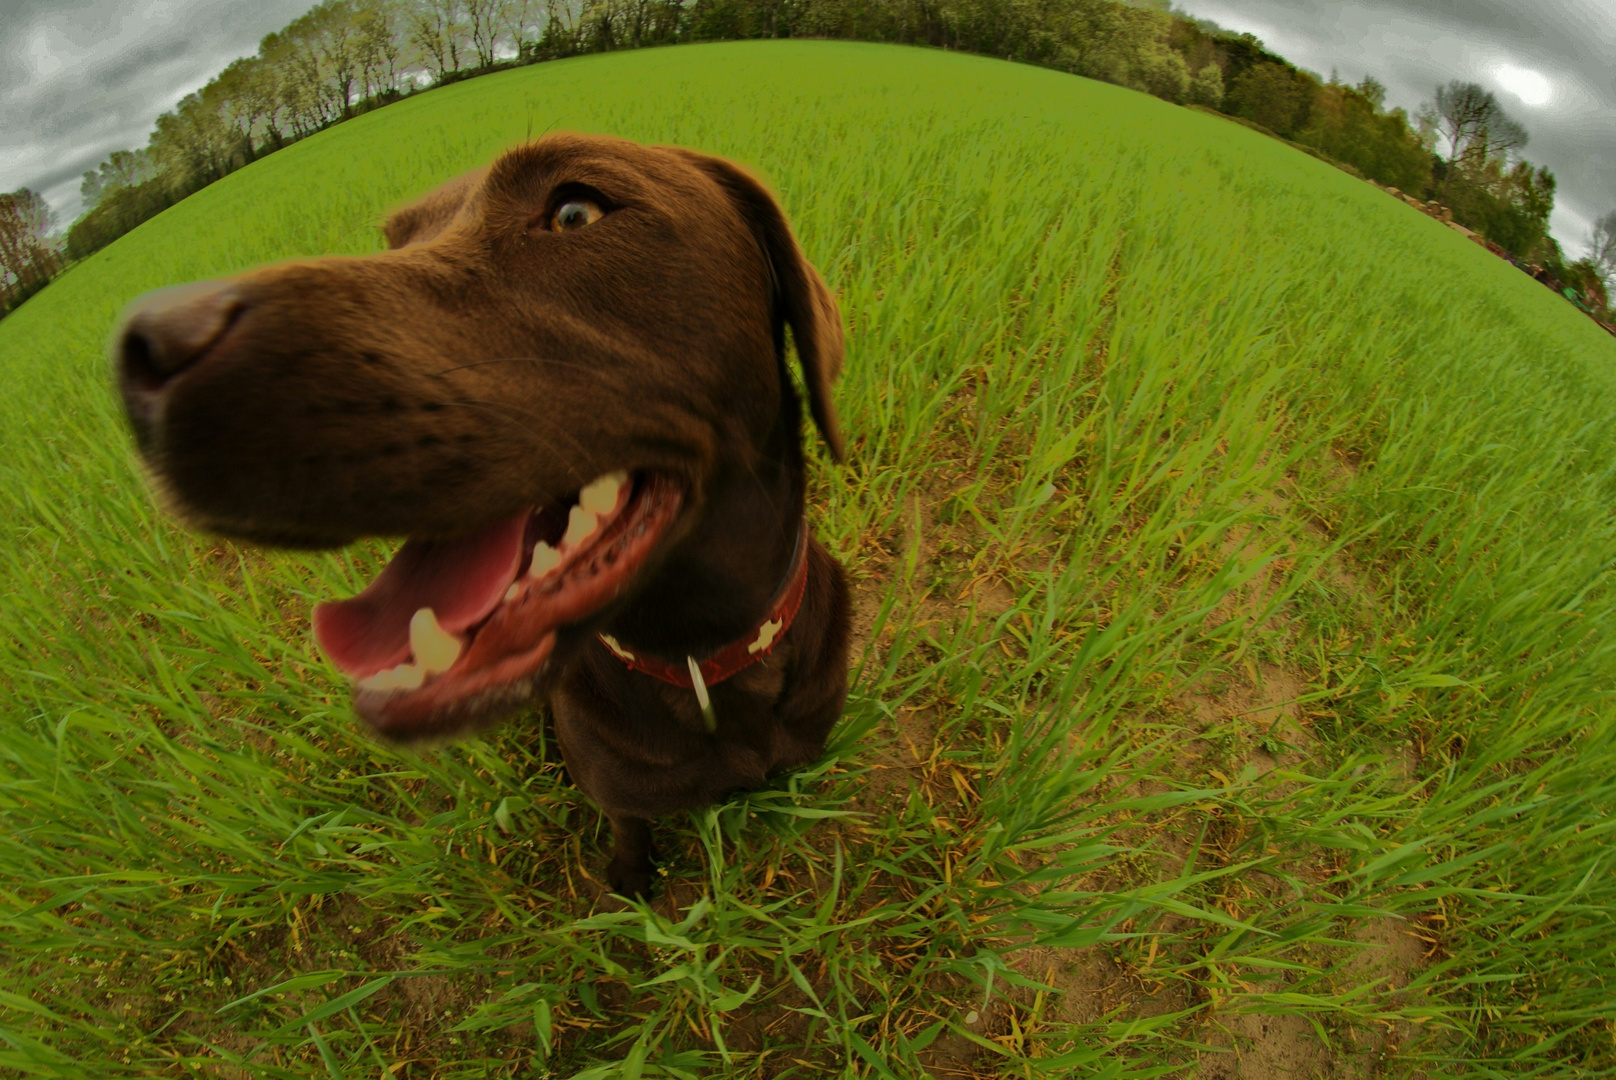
[4,39,1616,1078]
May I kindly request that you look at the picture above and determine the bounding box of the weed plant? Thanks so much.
[2,41,1614,1078]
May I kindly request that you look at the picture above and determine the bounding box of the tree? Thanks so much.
[411,0,470,80]
[1055,0,1184,100]
[79,149,156,210]
[211,57,277,163]
[1428,81,1528,194]
[1590,210,1616,287]
[1188,62,1223,107]
[1439,158,1555,259]
[531,0,586,55]
[313,0,362,116]
[1224,59,1314,136]
[149,90,237,195]
[66,179,178,262]
[502,0,546,51]
[466,0,509,66]
[0,189,59,313]
[267,3,364,130]
[354,0,406,100]
[1356,74,1385,109]
[1293,76,1430,193]
[259,28,326,137]
[1415,82,1550,256]
[1137,46,1189,102]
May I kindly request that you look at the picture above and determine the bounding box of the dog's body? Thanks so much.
[115,135,850,896]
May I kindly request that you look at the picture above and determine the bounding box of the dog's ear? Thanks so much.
[679,152,846,463]
[382,168,485,249]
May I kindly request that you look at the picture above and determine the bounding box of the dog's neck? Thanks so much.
[607,459,802,661]
[606,393,807,662]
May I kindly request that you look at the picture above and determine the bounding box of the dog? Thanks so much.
[114,134,852,897]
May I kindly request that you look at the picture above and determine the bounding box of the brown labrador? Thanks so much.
[114,134,852,897]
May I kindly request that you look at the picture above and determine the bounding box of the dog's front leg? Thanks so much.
[546,685,664,898]
[605,814,657,898]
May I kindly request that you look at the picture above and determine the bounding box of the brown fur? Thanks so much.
[115,134,851,897]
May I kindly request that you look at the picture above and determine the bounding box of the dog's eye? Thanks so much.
[552,200,603,232]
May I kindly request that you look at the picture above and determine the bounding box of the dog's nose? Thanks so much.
[118,282,243,392]
[116,283,242,448]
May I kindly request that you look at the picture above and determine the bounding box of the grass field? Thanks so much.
[4,39,1616,1079]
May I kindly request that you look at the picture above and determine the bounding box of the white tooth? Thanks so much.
[358,662,425,692]
[579,472,627,515]
[528,541,561,578]
[504,583,521,603]
[409,607,462,675]
[562,505,598,548]
[391,663,425,690]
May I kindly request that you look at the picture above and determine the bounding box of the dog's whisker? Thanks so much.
[438,398,595,463]
[431,356,587,376]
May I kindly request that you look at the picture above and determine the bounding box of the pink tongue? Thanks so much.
[313,510,529,678]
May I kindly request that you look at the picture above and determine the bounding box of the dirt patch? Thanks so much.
[1191,913,1430,1080]
[841,564,941,811]
[1009,942,1188,1026]
[1350,917,1429,995]
[1180,661,1316,775]
[1193,1010,1340,1080]
[846,565,887,663]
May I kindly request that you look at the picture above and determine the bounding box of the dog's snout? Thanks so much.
[116,282,243,450]
[118,283,243,394]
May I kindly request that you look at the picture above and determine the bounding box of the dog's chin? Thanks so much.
[138,467,353,550]
[199,521,361,551]
[354,637,554,743]
[310,470,686,741]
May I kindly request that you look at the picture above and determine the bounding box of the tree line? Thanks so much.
[3,0,1614,324]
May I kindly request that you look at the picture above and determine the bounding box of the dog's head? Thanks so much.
[115,133,843,737]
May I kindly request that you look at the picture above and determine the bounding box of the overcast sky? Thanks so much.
[2,0,1613,258]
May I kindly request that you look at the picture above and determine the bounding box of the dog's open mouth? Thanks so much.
[313,471,682,736]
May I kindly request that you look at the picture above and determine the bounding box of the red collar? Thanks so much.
[598,517,811,690]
